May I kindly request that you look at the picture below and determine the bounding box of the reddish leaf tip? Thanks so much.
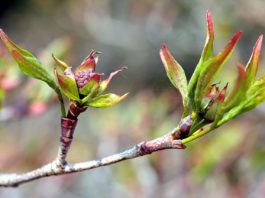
[253,35,263,54]
[88,50,96,57]
[161,43,167,50]
[231,32,242,43]
[0,29,4,36]
[0,29,7,43]
[206,10,213,25]
[206,10,214,37]
[258,34,263,42]
[217,85,228,102]
[217,31,242,61]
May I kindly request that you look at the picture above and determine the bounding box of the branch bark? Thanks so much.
[0,128,185,187]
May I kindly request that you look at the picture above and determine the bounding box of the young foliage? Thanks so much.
[0,29,58,93]
[0,30,66,116]
[0,11,264,187]
[53,50,128,108]
[0,31,127,116]
[188,11,214,110]
[160,44,189,117]
[161,11,264,143]
[0,11,263,145]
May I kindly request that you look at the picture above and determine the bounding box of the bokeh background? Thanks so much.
[1,0,265,197]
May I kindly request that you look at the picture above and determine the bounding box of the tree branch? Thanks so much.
[0,128,185,187]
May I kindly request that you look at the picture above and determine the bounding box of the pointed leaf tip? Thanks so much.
[214,31,242,65]
[187,11,215,109]
[97,67,127,95]
[52,53,69,73]
[160,43,189,116]
[231,31,242,44]
[217,83,228,102]
[161,43,167,50]
[246,35,263,85]
[76,50,98,73]
[194,31,242,112]
[206,10,214,40]
[201,10,215,62]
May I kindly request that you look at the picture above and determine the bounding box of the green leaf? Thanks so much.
[246,90,265,109]
[79,80,99,96]
[247,76,265,97]
[242,80,265,112]
[160,44,189,116]
[85,93,128,108]
[52,53,68,73]
[217,77,265,127]
[81,83,100,104]
[188,10,214,110]
[0,29,58,92]
[54,69,80,102]
[194,32,242,112]
[245,35,263,86]
[97,67,126,95]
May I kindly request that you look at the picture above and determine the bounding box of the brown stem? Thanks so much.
[171,115,192,139]
[55,102,87,168]
[55,118,77,168]
[67,102,87,119]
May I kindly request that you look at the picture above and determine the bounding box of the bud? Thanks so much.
[53,50,127,107]
[204,84,228,121]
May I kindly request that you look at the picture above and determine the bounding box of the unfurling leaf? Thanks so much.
[188,10,214,109]
[194,32,242,112]
[204,84,228,121]
[245,35,263,86]
[201,10,215,62]
[79,79,99,96]
[54,69,80,101]
[0,29,58,92]
[85,93,128,108]
[75,50,97,73]
[97,67,127,95]
[81,83,100,104]
[52,53,68,72]
[214,65,247,125]
[160,43,189,116]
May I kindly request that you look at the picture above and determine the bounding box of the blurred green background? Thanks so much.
[1,0,265,197]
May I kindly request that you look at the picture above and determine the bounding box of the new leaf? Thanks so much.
[160,44,189,116]
[0,29,58,92]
